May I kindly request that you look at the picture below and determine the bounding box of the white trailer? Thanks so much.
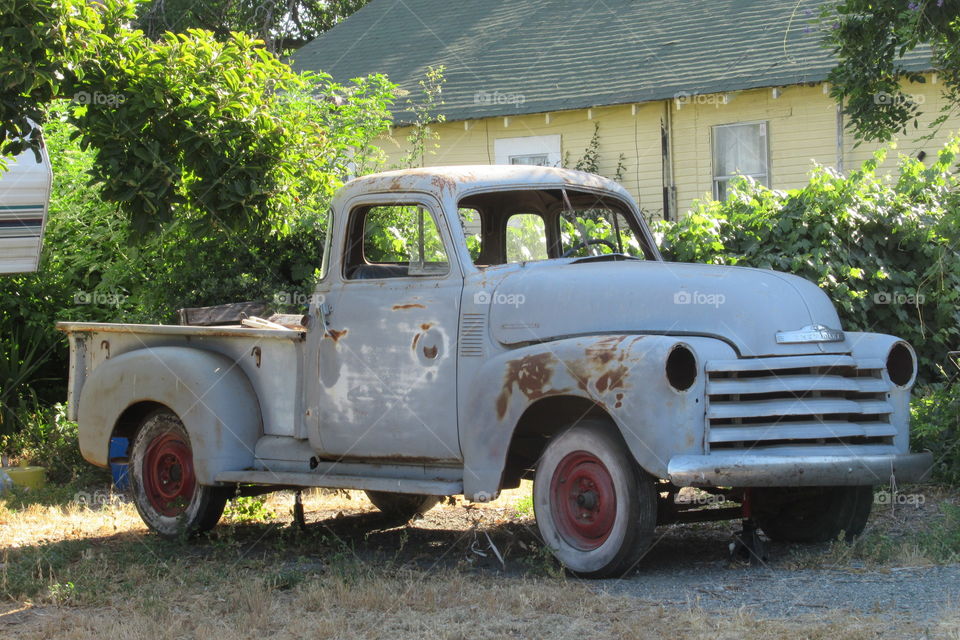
[0,143,52,274]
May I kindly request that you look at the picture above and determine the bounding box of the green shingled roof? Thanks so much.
[291,0,931,123]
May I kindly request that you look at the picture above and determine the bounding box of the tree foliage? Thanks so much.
[657,138,960,383]
[136,0,370,52]
[823,0,960,142]
[0,0,394,235]
[0,0,70,158]
[0,0,396,444]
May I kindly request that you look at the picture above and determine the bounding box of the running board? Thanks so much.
[215,469,463,496]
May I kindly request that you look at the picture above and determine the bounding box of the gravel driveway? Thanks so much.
[595,563,960,621]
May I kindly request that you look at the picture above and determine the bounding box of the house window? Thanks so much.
[713,122,768,200]
[510,154,550,166]
[494,135,561,167]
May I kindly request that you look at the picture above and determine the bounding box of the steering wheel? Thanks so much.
[561,238,617,258]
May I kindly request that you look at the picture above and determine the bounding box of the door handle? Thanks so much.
[317,301,333,336]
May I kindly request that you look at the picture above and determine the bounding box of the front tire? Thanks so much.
[533,419,657,578]
[753,486,873,543]
[130,410,228,537]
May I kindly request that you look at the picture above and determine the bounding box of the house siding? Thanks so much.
[376,76,960,218]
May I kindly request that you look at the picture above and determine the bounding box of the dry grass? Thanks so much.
[6,568,956,640]
[1,483,958,639]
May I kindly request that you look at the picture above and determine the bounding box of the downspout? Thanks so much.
[661,100,677,221]
[835,103,845,174]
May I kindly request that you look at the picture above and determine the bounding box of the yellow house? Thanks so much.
[292,0,957,219]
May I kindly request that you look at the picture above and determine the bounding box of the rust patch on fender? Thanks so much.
[423,344,439,359]
[614,393,624,409]
[412,333,421,350]
[567,336,634,398]
[496,353,564,420]
[585,335,628,365]
[596,366,628,393]
[327,329,348,343]
[392,303,426,310]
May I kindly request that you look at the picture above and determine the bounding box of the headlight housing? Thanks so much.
[666,344,697,391]
[886,341,916,388]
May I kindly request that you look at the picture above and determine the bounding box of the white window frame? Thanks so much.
[494,135,562,167]
[712,121,769,200]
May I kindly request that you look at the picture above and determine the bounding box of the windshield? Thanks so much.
[457,188,656,267]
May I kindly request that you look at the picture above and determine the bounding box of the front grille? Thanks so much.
[705,355,895,451]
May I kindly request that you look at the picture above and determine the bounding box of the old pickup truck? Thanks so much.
[59,165,932,577]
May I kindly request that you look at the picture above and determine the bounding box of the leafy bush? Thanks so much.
[0,74,394,448]
[0,324,54,437]
[656,139,960,383]
[1,402,98,484]
[911,384,960,485]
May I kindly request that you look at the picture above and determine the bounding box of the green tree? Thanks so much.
[0,0,395,440]
[0,0,394,236]
[136,0,370,52]
[823,0,960,142]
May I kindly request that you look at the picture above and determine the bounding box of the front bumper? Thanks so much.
[667,451,933,487]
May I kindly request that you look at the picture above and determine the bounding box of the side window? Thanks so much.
[506,213,548,262]
[459,207,482,262]
[318,207,333,280]
[347,204,449,279]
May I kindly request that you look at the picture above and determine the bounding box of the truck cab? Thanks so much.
[60,165,932,577]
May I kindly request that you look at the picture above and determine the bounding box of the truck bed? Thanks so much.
[57,321,308,438]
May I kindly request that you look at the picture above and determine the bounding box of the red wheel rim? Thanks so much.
[143,433,196,517]
[550,450,617,550]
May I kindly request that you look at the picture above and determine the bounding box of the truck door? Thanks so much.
[312,195,463,462]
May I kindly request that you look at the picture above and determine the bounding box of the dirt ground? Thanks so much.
[2,483,959,639]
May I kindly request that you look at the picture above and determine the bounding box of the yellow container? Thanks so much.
[4,466,47,489]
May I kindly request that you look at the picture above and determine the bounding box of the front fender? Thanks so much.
[77,346,262,484]
[461,335,735,500]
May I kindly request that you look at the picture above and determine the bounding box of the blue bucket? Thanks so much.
[109,437,130,491]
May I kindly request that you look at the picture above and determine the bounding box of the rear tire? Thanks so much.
[364,491,440,520]
[130,410,228,537]
[753,486,873,543]
[533,419,657,578]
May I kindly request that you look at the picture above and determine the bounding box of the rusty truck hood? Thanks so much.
[486,260,850,357]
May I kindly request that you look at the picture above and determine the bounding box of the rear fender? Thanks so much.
[77,346,262,484]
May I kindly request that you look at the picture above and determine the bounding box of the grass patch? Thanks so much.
[512,494,533,518]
